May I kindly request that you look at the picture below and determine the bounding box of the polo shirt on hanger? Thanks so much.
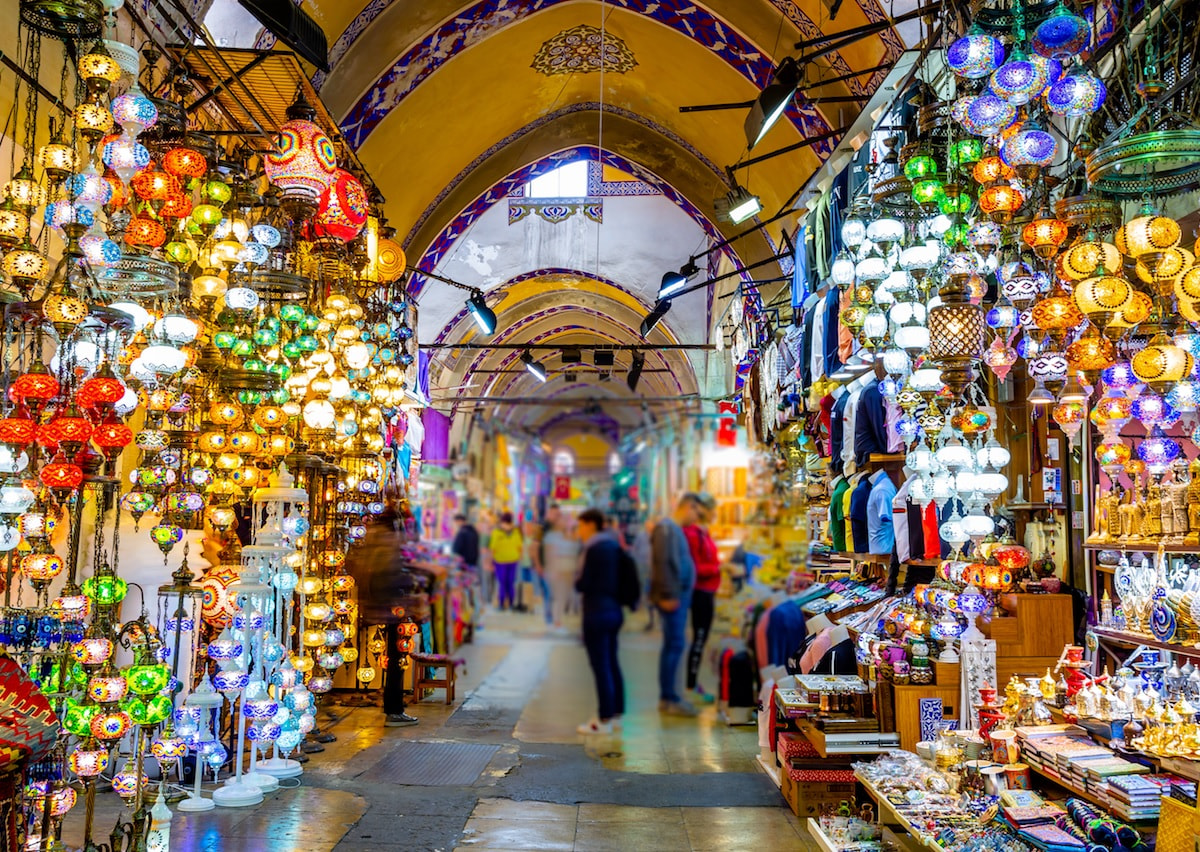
[829,388,851,471]
[884,396,904,453]
[866,469,898,555]
[843,472,862,550]
[828,476,849,551]
[810,292,829,382]
[800,293,820,389]
[892,475,924,564]
[837,287,856,364]
[854,380,889,465]
[842,374,872,470]
[849,473,874,554]
[822,290,842,378]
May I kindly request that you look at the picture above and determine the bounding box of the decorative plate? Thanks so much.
[1150,600,1177,643]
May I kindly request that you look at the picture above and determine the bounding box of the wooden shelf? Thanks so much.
[796,719,897,758]
[1092,627,1200,658]
[1084,542,1200,554]
[1007,502,1066,511]
[1026,763,1159,824]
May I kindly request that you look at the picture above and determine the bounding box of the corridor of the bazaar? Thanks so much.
[0,0,1197,849]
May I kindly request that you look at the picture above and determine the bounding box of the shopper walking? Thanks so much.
[451,513,480,571]
[350,506,418,727]
[684,494,720,704]
[574,508,625,735]
[630,519,656,631]
[486,512,523,610]
[650,494,702,716]
[543,514,581,631]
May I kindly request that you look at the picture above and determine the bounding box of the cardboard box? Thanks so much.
[780,769,856,818]
[777,731,820,760]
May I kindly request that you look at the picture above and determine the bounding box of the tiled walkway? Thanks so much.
[58,609,813,851]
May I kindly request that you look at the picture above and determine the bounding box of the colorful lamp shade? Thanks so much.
[1073,273,1133,326]
[310,169,369,241]
[1138,426,1182,474]
[1033,5,1092,59]
[948,29,1005,78]
[962,93,1017,136]
[101,137,149,182]
[1047,67,1106,116]
[264,115,338,201]
[163,146,208,179]
[1066,331,1116,373]
[1001,122,1058,170]
[111,87,158,134]
[69,747,109,778]
[1131,392,1179,428]
[979,182,1025,222]
[1137,246,1193,284]
[1132,334,1194,391]
[1116,210,1181,258]
[1022,211,1068,258]
[1061,236,1121,280]
[1031,291,1083,336]
[990,49,1049,104]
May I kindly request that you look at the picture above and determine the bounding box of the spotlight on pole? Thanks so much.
[520,350,547,382]
[640,300,671,338]
[467,290,497,335]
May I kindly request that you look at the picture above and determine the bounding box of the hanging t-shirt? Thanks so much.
[810,293,829,382]
[829,476,850,551]
[867,469,898,555]
[843,474,860,550]
[854,380,890,465]
[849,474,874,554]
[922,501,940,561]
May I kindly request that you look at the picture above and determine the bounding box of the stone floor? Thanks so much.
[58,608,815,851]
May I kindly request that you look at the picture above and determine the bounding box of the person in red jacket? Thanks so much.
[684,493,720,703]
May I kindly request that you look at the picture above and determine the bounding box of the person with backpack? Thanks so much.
[574,508,628,735]
[649,493,701,717]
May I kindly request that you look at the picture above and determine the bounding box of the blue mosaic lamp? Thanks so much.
[1000,120,1058,170]
[947,27,1005,78]
[962,92,1017,136]
[1032,4,1091,59]
[1137,425,1182,474]
[1046,67,1107,116]
[110,84,158,135]
[990,48,1048,105]
[1131,392,1180,428]
[1101,361,1138,391]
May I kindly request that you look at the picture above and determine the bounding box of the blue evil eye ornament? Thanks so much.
[947,29,1005,79]
[1046,68,1106,117]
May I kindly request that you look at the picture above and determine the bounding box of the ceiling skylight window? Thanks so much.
[527,161,589,199]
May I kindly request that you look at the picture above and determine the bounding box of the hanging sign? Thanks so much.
[553,476,571,500]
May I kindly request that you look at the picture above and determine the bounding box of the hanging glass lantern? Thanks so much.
[990,48,1049,105]
[264,96,338,212]
[1132,333,1194,393]
[1046,67,1106,117]
[948,27,1005,78]
[979,181,1025,223]
[1032,4,1092,59]
[962,93,1017,136]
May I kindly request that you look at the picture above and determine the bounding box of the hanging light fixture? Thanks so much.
[467,291,497,335]
[640,300,671,337]
[744,57,799,149]
[520,350,547,383]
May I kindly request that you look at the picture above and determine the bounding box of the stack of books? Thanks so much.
[1077,757,1150,804]
[998,790,1065,828]
[1108,774,1197,822]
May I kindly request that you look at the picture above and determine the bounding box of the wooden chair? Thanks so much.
[409,652,461,704]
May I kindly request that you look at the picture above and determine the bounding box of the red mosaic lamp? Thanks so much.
[11,362,59,415]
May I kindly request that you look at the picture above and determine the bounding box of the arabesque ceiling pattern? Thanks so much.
[283,0,917,430]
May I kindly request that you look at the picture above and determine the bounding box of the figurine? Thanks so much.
[1087,484,1109,544]
[1119,495,1143,542]
[1186,459,1200,545]
[1142,482,1163,540]
[1167,474,1189,544]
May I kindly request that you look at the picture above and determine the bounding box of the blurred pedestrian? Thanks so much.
[486,512,523,611]
[574,508,625,735]
[543,513,581,631]
[630,519,656,631]
[350,505,419,727]
[684,493,720,704]
[650,494,701,717]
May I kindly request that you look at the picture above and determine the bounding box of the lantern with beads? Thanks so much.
[310,169,369,241]
[264,96,337,214]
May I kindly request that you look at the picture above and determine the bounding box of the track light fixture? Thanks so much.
[467,290,497,335]
[744,57,800,150]
[657,261,698,300]
[640,300,671,338]
[718,184,763,225]
[627,351,645,392]
[520,350,547,382]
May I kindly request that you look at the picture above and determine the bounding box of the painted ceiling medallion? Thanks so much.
[532,25,637,76]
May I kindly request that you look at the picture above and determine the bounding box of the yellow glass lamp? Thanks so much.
[1132,333,1194,393]
[1022,209,1068,259]
[1061,235,1121,280]
[1073,273,1133,329]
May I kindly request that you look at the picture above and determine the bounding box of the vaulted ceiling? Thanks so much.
[282,0,919,430]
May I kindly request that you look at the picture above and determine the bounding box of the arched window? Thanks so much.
[528,161,589,199]
[552,448,575,476]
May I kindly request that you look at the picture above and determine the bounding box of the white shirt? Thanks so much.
[893,474,914,563]
[810,292,828,382]
[842,373,873,468]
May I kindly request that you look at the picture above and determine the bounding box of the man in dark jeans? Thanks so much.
[649,494,701,717]
[574,508,625,736]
